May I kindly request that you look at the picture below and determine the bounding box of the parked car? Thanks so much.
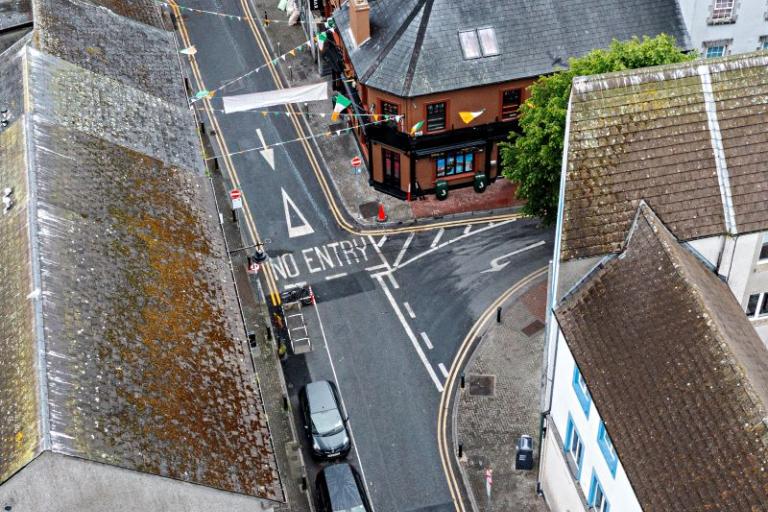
[299,380,351,460]
[315,463,371,512]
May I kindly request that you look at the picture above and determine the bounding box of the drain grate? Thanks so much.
[468,374,495,396]
[359,201,379,219]
[522,319,545,336]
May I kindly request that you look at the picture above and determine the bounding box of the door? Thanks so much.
[382,148,401,188]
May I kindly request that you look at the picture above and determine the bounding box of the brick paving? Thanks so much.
[455,278,548,512]
[410,180,523,219]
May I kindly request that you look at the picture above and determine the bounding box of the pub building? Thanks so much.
[320,0,688,200]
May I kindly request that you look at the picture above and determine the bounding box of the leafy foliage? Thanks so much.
[500,34,696,224]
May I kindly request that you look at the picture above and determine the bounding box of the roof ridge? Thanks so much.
[359,0,427,84]
[401,0,434,97]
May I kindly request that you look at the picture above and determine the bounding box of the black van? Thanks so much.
[315,463,371,512]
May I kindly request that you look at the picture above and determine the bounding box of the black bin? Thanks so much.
[515,435,534,470]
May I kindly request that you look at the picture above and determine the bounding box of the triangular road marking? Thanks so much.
[282,188,314,238]
[256,128,275,170]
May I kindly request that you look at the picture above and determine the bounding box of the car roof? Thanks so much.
[321,463,364,510]
[305,381,337,413]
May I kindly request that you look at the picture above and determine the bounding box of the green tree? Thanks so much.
[500,34,695,224]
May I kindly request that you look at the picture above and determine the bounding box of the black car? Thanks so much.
[299,380,351,460]
[315,463,371,512]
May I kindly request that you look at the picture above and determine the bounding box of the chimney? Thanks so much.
[349,0,370,46]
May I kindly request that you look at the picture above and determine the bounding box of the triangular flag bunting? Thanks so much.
[373,114,379,121]
[410,120,425,136]
[459,109,485,124]
[179,46,197,55]
[330,94,352,121]
[207,90,216,99]
[261,111,268,117]
[289,49,296,57]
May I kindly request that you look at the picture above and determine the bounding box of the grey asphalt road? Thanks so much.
[175,4,554,511]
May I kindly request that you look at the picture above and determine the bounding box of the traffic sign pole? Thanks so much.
[351,156,362,175]
[230,189,242,223]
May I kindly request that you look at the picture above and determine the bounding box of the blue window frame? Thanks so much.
[563,414,585,479]
[588,471,610,512]
[572,366,591,417]
[597,421,618,476]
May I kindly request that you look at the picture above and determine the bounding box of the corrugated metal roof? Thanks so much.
[556,204,768,511]
[334,0,690,97]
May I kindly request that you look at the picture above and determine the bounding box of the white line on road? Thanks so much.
[364,263,388,272]
[325,272,348,281]
[393,232,415,268]
[397,220,512,270]
[420,332,434,350]
[256,128,275,170]
[430,228,444,248]
[438,363,449,379]
[403,302,416,319]
[463,225,472,235]
[377,235,387,248]
[387,273,400,290]
[480,240,547,273]
[283,281,307,290]
[312,302,376,511]
[375,275,443,392]
[282,188,315,238]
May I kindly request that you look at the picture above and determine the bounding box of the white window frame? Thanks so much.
[569,427,583,468]
[458,30,481,59]
[746,292,768,319]
[476,27,499,57]
[709,0,737,23]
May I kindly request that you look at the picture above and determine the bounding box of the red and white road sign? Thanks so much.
[230,189,243,209]
[351,156,362,168]
[485,468,493,498]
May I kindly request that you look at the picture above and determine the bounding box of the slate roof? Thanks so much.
[556,204,768,511]
[0,0,281,501]
[562,51,768,260]
[0,0,31,32]
[333,0,690,97]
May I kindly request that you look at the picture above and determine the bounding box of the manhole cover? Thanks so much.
[468,374,495,396]
[522,319,545,336]
[359,201,379,219]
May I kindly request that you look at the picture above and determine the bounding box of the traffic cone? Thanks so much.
[376,203,388,223]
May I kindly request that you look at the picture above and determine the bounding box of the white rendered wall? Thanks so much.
[541,329,642,512]
[677,0,768,54]
[686,235,722,267]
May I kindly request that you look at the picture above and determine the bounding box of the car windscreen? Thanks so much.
[311,409,344,435]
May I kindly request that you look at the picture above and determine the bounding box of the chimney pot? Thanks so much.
[349,0,370,46]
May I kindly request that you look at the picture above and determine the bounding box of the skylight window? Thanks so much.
[459,30,481,59]
[459,28,499,60]
[477,27,499,56]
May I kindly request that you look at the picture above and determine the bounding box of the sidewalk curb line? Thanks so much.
[438,267,548,512]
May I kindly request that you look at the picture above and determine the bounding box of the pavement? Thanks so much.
[453,274,550,512]
[247,1,522,226]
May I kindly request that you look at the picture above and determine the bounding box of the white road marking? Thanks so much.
[282,188,315,238]
[325,272,348,281]
[375,276,443,392]
[397,220,511,270]
[386,273,399,290]
[256,128,275,170]
[377,235,387,248]
[438,363,449,379]
[364,263,388,272]
[480,240,547,273]
[403,302,416,319]
[430,228,444,248]
[283,281,307,290]
[393,232,414,268]
[420,331,434,350]
[463,225,472,235]
[312,302,377,512]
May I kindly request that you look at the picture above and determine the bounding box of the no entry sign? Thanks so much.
[230,189,243,209]
[351,156,362,168]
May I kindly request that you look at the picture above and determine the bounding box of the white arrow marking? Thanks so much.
[480,240,547,273]
[256,128,275,170]
[282,188,315,238]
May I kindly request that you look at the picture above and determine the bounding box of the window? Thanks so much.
[747,294,760,317]
[711,0,735,21]
[563,415,584,478]
[380,101,399,117]
[597,421,618,476]
[426,102,446,132]
[459,30,481,59]
[476,27,499,56]
[572,366,591,417]
[760,36,768,50]
[501,89,522,120]
[459,28,500,59]
[382,148,400,186]
[760,233,768,260]
[745,293,768,318]
[706,45,726,58]
[704,40,731,58]
[436,150,474,177]
[589,472,610,512]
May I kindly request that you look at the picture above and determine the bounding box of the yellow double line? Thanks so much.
[170,0,283,306]
[437,266,548,511]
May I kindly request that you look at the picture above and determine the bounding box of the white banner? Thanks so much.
[223,82,329,114]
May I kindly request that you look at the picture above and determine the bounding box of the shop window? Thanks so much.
[436,150,474,177]
[426,102,446,132]
[501,89,521,120]
[381,101,399,117]
[382,148,400,187]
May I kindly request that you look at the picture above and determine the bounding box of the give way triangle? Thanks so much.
[282,188,315,238]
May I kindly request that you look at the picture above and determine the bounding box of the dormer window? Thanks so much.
[459,27,499,59]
